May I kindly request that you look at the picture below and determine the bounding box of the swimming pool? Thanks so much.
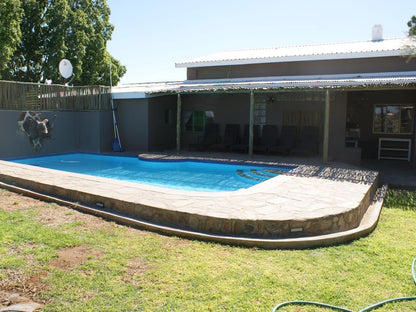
[11,153,295,192]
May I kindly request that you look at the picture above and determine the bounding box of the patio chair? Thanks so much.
[253,125,279,154]
[231,124,260,153]
[291,126,319,156]
[269,125,297,155]
[197,123,221,150]
[210,124,241,151]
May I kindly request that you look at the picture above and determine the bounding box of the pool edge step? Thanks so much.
[0,181,385,250]
[236,169,267,182]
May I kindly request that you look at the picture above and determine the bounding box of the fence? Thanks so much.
[0,80,111,111]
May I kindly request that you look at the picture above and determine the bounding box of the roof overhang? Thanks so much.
[111,71,416,99]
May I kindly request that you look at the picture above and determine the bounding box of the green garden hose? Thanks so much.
[272,258,416,312]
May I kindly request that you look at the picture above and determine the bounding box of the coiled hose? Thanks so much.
[272,257,416,312]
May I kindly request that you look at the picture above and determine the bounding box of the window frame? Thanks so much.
[372,104,414,135]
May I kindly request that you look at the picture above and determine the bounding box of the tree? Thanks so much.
[0,0,23,75]
[2,0,48,82]
[406,15,416,58]
[408,15,416,36]
[1,0,126,86]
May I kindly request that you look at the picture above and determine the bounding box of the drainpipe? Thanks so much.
[249,91,255,158]
[323,89,330,163]
[176,93,182,154]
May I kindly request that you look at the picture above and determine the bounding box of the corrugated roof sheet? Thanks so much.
[112,71,416,99]
[176,38,414,68]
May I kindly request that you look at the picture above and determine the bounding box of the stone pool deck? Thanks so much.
[0,153,383,249]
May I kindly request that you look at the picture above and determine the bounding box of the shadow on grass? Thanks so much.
[384,187,416,211]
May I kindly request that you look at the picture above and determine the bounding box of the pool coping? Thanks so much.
[0,155,381,248]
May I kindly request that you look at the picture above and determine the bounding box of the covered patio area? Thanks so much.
[112,72,416,166]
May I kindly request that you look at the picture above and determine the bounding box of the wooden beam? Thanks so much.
[323,89,330,163]
[176,93,182,154]
[249,91,255,158]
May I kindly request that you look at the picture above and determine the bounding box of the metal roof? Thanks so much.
[112,71,416,99]
[176,38,414,68]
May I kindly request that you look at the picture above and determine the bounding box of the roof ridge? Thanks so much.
[184,37,409,57]
[176,37,411,67]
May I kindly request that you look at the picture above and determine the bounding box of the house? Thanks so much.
[112,26,416,165]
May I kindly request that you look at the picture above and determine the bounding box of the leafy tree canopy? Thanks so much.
[0,0,23,74]
[1,0,126,86]
[408,15,416,36]
[406,15,416,59]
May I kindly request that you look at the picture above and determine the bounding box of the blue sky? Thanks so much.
[107,0,416,85]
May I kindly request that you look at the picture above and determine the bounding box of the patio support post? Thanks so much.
[176,93,182,154]
[323,89,330,163]
[249,91,255,158]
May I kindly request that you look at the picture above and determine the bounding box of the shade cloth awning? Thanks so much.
[112,71,416,99]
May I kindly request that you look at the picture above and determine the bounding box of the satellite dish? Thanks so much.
[59,59,73,79]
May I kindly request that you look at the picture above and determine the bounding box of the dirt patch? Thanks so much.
[160,235,192,251]
[122,258,150,286]
[0,268,48,311]
[0,189,131,231]
[49,245,102,271]
[0,188,150,308]
[0,189,47,213]
[33,204,118,231]
[0,244,50,300]
[0,189,107,307]
[126,258,149,275]
[1,244,102,308]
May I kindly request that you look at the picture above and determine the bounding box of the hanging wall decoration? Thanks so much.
[17,111,54,151]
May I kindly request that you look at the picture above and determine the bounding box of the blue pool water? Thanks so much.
[10,153,295,192]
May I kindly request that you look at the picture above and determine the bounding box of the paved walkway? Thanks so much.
[360,159,416,187]
[149,151,416,186]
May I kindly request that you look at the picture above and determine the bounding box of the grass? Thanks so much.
[0,188,415,311]
[384,187,416,211]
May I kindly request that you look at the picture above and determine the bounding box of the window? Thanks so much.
[254,101,266,126]
[373,104,414,134]
[183,110,214,132]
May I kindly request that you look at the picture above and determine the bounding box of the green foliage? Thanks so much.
[406,15,416,58]
[0,0,23,74]
[0,254,26,269]
[2,0,48,82]
[408,15,416,36]
[1,0,126,86]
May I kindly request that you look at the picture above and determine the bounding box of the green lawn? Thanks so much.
[0,188,415,312]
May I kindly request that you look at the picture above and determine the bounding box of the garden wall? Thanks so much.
[0,110,113,159]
